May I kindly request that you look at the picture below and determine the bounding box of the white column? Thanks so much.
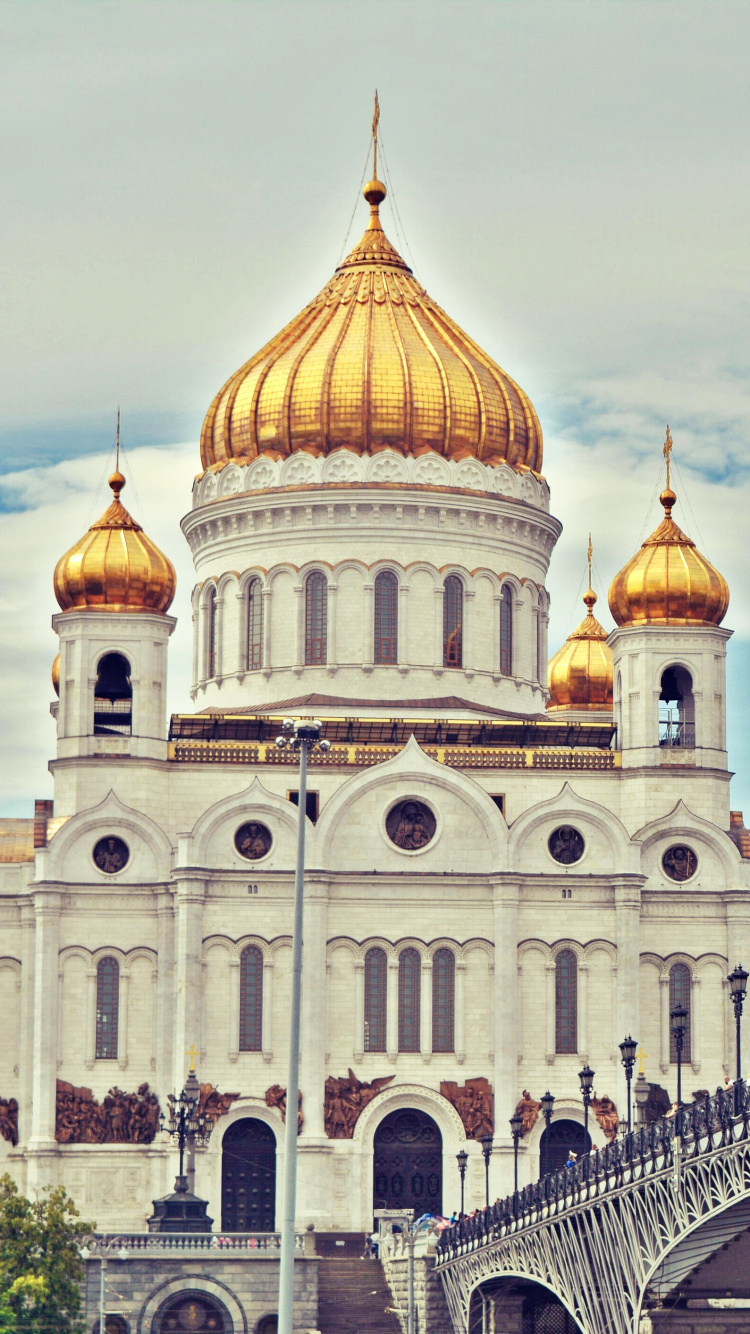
[299,877,328,1138]
[434,586,445,670]
[726,896,750,1078]
[229,958,240,1063]
[84,968,97,1069]
[215,594,225,677]
[326,583,338,671]
[578,963,589,1060]
[191,607,199,689]
[455,960,466,1065]
[173,877,206,1088]
[660,975,670,1073]
[353,960,365,1063]
[262,585,273,675]
[363,583,374,672]
[18,903,36,1145]
[293,582,304,671]
[493,880,519,1126]
[262,957,274,1062]
[723,979,732,1075]
[398,582,409,674]
[691,975,701,1072]
[387,959,399,1062]
[156,890,175,1098]
[57,967,64,1069]
[420,959,433,1062]
[29,890,61,1162]
[151,965,158,1071]
[463,588,475,676]
[545,963,556,1063]
[118,970,130,1070]
[615,880,642,1108]
[492,594,502,678]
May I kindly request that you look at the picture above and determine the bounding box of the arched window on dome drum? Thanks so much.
[398,949,421,1052]
[364,947,387,1053]
[555,950,577,1054]
[443,577,463,668]
[669,963,692,1062]
[247,578,263,671]
[374,571,398,664]
[239,945,263,1052]
[95,957,119,1060]
[500,584,514,676]
[93,652,132,737]
[305,572,328,665]
[432,948,455,1053]
[206,586,218,679]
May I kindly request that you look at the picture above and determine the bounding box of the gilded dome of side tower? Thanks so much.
[547,539,613,712]
[200,170,543,476]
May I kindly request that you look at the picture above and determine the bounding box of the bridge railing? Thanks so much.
[436,1080,750,1263]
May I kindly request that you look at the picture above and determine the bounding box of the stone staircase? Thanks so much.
[316,1233,404,1334]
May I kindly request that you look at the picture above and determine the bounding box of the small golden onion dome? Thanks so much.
[52,652,60,697]
[200,176,543,474]
[547,587,613,712]
[54,472,176,614]
[608,487,729,627]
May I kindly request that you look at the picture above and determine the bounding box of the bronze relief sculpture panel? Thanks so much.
[324,1070,395,1138]
[386,800,436,850]
[93,836,129,874]
[235,821,272,860]
[440,1077,494,1139]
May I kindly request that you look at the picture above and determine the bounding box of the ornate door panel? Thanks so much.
[373,1108,442,1217]
[156,1293,225,1333]
[221,1117,276,1231]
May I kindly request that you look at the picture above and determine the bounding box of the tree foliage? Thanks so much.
[0,1175,93,1334]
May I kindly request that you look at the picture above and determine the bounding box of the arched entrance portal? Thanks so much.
[221,1117,276,1231]
[154,1292,227,1333]
[373,1108,442,1216]
[538,1118,591,1176]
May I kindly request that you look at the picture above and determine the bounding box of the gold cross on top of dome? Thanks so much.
[372,90,380,179]
[663,425,673,490]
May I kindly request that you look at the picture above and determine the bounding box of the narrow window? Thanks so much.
[239,945,263,1052]
[669,963,692,1062]
[500,584,514,676]
[93,652,132,737]
[555,950,577,1054]
[443,576,463,668]
[247,578,263,671]
[305,572,328,665]
[364,947,387,1052]
[398,948,421,1052]
[432,948,455,1053]
[374,571,398,664]
[206,586,218,679]
[95,957,119,1060]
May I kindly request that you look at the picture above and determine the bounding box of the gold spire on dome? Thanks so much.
[200,104,543,476]
[608,427,729,627]
[54,420,176,614]
[547,537,613,712]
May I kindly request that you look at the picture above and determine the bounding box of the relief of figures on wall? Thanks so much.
[591,1094,619,1141]
[324,1070,395,1138]
[441,1077,494,1139]
[55,1080,160,1144]
[265,1084,303,1131]
[514,1090,542,1137]
[0,1097,18,1146]
[198,1083,239,1125]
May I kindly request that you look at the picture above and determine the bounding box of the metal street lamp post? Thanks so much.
[509,1112,523,1194]
[161,1057,211,1190]
[456,1149,468,1217]
[275,718,330,1334]
[480,1133,494,1207]
[670,1006,688,1129]
[80,1239,129,1334]
[578,1065,594,1147]
[728,964,749,1085]
[540,1091,555,1178]
[619,1036,638,1134]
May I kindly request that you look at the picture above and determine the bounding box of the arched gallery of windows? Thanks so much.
[360,944,461,1063]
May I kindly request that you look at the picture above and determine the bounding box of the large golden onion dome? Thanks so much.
[54,471,176,614]
[608,485,729,628]
[547,586,613,712]
[200,177,543,474]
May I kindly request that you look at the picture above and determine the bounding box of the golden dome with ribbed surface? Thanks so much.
[547,587,613,712]
[54,472,176,614]
[609,487,729,628]
[200,178,543,475]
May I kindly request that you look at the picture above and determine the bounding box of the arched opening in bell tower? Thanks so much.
[659,665,695,747]
[93,653,132,736]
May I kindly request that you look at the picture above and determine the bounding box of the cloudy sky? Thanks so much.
[1,0,749,817]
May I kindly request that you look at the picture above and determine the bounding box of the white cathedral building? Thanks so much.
[0,164,747,1262]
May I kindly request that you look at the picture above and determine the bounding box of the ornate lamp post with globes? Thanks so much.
[670,1006,688,1131]
[275,718,330,1334]
[578,1064,594,1147]
[509,1112,523,1194]
[540,1091,555,1178]
[728,964,749,1086]
[456,1149,468,1217]
[480,1132,494,1207]
[619,1036,638,1133]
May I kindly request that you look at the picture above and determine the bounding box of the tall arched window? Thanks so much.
[659,665,696,748]
[398,948,421,1052]
[500,584,514,676]
[443,576,463,668]
[93,652,132,737]
[364,947,387,1052]
[669,963,692,1062]
[305,572,328,665]
[432,948,455,1053]
[95,957,119,1060]
[206,586,218,679]
[247,578,263,671]
[555,950,577,1054]
[239,945,263,1052]
[374,571,398,664]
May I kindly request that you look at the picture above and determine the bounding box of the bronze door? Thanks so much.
[157,1293,226,1333]
[373,1108,442,1216]
[221,1117,276,1231]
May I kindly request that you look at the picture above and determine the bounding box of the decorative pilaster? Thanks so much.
[691,975,702,1072]
[578,963,589,1062]
[386,960,399,1061]
[362,583,374,672]
[173,877,206,1089]
[262,957,274,1062]
[85,968,96,1068]
[118,970,130,1069]
[492,879,519,1126]
[420,960,433,1063]
[455,960,466,1065]
[614,880,642,1106]
[228,958,240,1063]
[28,890,61,1166]
[398,583,409,675]
[353,960,365,1063]
[659,975,670,1074]
[155,889,175,1098]
[326,583,338,673]
[545,963,556,1064]
[18,902,35,1145]
[298,876,328,1138]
